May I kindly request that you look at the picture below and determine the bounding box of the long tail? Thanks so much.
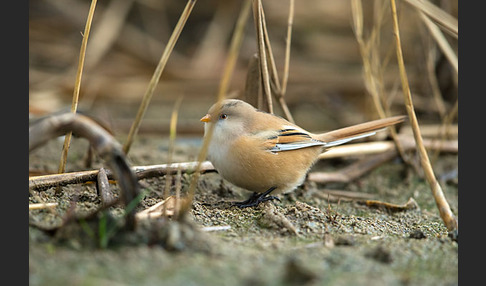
[315,115,406,147]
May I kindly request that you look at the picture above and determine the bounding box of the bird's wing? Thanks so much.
[258,128,325,153]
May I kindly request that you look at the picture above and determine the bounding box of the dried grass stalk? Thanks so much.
[389,0,457,232]
[58,0,98,174]
[351,0,409,166]
[275,0,295,123]
[123,0,197,154]
[253,0,273,113]
[403,0,458,38]
[419,12,458,74]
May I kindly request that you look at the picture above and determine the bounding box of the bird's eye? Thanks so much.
[219,114,228,120]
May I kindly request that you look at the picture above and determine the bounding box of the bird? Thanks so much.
[200,99,405,208]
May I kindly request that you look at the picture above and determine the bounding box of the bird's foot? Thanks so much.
[233,187,279,208]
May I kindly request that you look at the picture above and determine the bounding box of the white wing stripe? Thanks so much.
[269,141,325,152]
[323,131,377,147]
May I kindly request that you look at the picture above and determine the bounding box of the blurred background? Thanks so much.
[29,0,458,137]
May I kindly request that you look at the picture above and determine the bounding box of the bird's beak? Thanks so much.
[200,114,211,123]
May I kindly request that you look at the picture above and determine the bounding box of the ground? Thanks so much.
[28,0,458,284]
[29,134,458,286]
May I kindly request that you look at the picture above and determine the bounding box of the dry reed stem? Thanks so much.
[253,0,273,114]
[123,0,197,154]
[419,16,457,142]
[58,0,98,174]
[281,0,294,97]
[252,0,295,122]
[403,0,458,38]
[275,0,295,124]
[185,0,252,206]
[259,6,281,94]
[162,97,183,216]
[419,12,458,74]
[389,0,457,232]
[351,0,409,167]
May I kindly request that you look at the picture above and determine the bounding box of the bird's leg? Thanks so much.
[233,186,280,208]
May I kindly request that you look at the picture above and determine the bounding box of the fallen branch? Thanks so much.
[97,167,116,207]
[29,161,215,191]
[357,197,419,213]
[313,189,376,202]
[30,113,140,230]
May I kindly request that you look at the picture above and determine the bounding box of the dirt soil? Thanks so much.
[29,133,458,286]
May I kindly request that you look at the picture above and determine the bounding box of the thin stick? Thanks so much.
[358,197,419,212]
[201,225,232,232]
[58,0,98,174]
[29,203,58,210]
[389,0,457,232]
[123,0,197,154]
